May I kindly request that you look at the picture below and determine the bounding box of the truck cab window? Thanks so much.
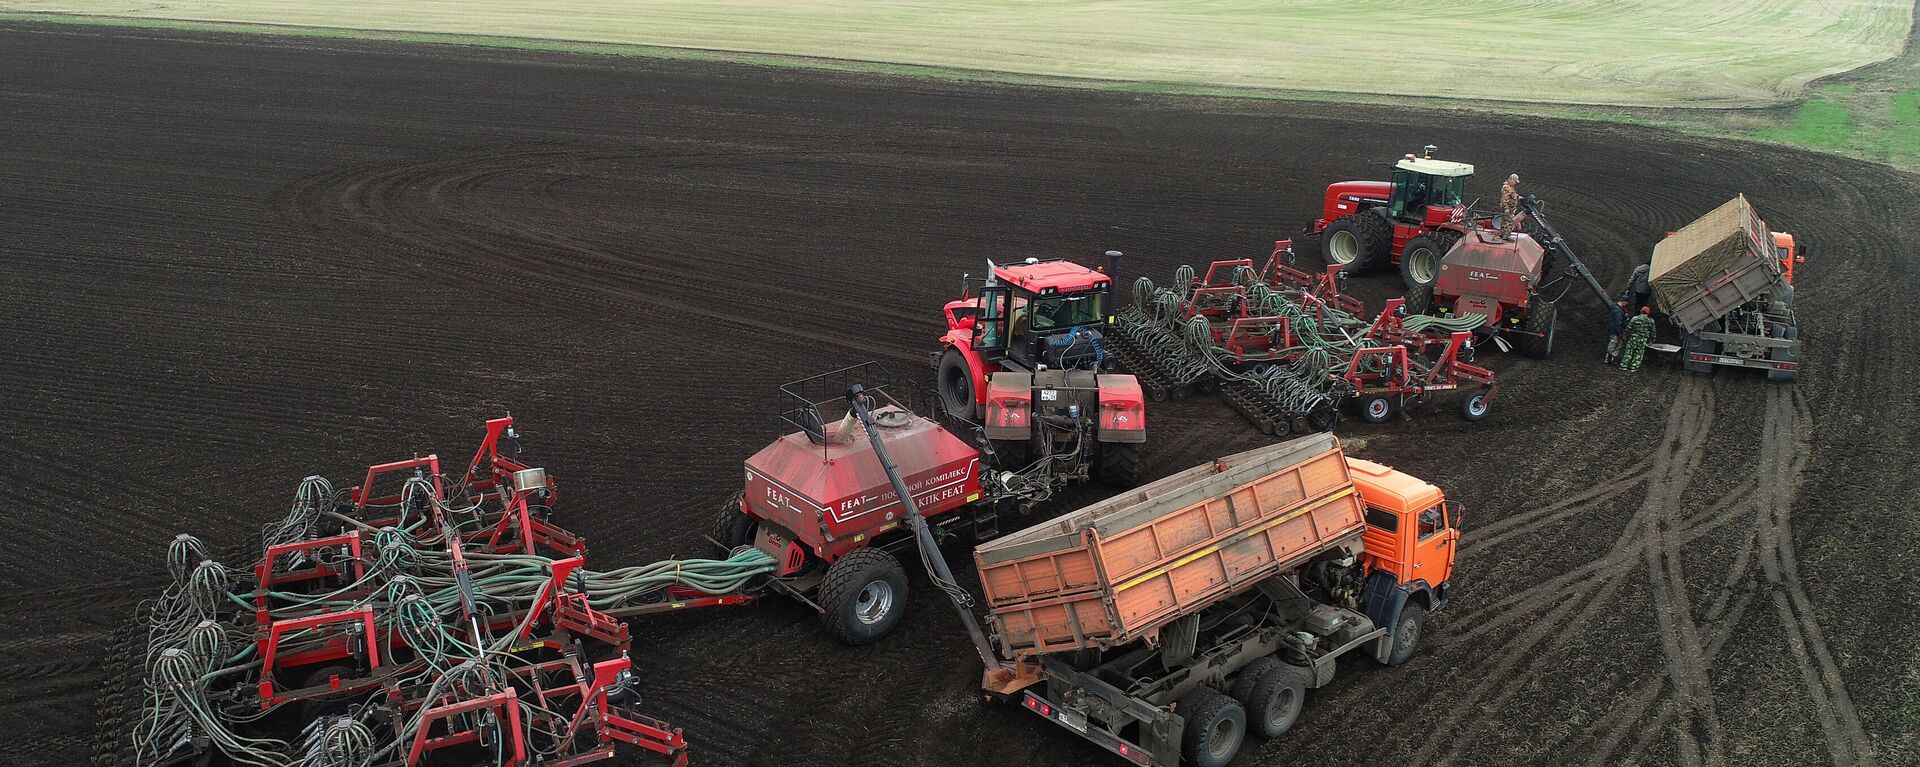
[1418,506,1444,539]
[1365,507,1398,532]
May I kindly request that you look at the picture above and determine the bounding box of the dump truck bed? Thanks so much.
[1650,194,1785,333]
[974,433,1365,657]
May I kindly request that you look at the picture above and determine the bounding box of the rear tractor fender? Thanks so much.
[1094,374,1147,443]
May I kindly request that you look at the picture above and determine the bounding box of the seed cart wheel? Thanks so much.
[1515,301,1557,359]
[1097,441,1144,488]
[1403,281,1434,316]
[1228,657,1279,709]
[1246,665,1309,739]
[1386,602,1426,666]
[1399,233,1452,290]
[818,548,909,645]
[1767,326,1800,383]
[1357,395,1395,424]
[937,347,979,422]
[1178,686,1246,767]
[713,495,758,550]
[1460,390,1492,422]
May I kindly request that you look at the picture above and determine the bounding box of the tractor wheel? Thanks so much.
[1682,332,1716,373]
[1403,282,1434,316]
[1356,395,1395,424]
[1321,214,1387,273]
[937,347,979,422]
[1767,326,1800,383]
[1515,301,1557,359]
[1177,686,1246,767]
[1399,232,1456,290]
[713,496,758,550]
[1245,665,1309,739]
[818,548,909,645]
[1460,389,1492,422]
[1098,442,1143,488]
[1385,602,1426,666]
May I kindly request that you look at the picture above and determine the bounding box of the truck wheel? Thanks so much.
[1322,214,1387,273]
[1356,395,1394,424]
[1177,687,1245,767]
[1228,657,1279,709]
[1403,282,1433,316]
[1460,390,1491,422]
[1767,326,1800,383]
[1399,233,1455,290]
[1514,302,1556,359]
[1097,442,1143,487]
[937,347,979,422]
[818,548,909,645]
[713,496,758,549]
[1387,602,1426,666]
[1246,666,1308,739]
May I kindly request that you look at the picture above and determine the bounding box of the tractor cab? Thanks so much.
[1388,154,1473,225]
[963,258,1114,372]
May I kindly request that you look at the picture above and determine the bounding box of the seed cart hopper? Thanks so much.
[1649,195,1803,381]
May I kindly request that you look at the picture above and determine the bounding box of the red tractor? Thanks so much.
[1311,146,1493,292]
[934,251,1147,477]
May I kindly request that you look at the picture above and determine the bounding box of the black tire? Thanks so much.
[297,664,361,720]
[1178,687,1246,767]
[1356,395,1394,424]
[1514,301,1557,359]
[1682,332,1716,373]
[817,548,909,645]
[1386,602,1425,666]
[1399,232,1457,290]
[1246,665,1308,739]
[1767,326,1800,383]
[937,347,979,422]
[1228,656,1279,709]
[1403,281,1434,316]
[1321,214,1387,273]
[713,497,758,550]
[1460,389,1491,422]
[1098,441,1143,487]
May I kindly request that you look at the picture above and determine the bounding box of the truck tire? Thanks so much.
[937,347,979,422]
[1245,666,1308,739]
[1228,656,1279,709]
[1322,214,1387,273]
[1356,395,1395,424]
[1514,301,1557,359]
[818,548,909,645]
[1097,442,1143,487]
[1387,602,1425,666]
[1399,232,1457,290]
[1403,282,1433,316]
[1767,326,1800,383]
[1460,389,1492,422]
[1177,687,1245,767]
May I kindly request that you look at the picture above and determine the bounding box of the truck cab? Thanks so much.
[1348,457,1458,606]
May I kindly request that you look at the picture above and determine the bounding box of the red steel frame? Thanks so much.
[1344,330,1498,406]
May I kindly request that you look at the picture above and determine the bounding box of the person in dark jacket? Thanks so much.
[1605,299,1630,364]
[1629,263,1652,313]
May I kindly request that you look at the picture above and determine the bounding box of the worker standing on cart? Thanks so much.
[1620,306,1655,371]
[1498,173,1524,238]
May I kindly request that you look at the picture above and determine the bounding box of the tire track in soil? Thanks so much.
[1416,376,1719,766]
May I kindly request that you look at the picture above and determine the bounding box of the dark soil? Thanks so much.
[2,22,1916,767]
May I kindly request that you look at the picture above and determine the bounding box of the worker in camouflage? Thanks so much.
[1497,173,1524,238]
[1620,306,1655,371]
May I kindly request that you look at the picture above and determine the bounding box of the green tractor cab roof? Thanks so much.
[1394,156,1474,177]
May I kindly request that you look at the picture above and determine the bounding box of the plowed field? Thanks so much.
[2,22,1915,767]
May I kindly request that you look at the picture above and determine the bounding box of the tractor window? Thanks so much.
[1364,507,1398,532]
[1430,175,1466,207]
[1389,169,1432,220]
[974,288,1010,352]
[1027,292,1106,332]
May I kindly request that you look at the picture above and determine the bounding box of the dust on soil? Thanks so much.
[2,22,1916,767]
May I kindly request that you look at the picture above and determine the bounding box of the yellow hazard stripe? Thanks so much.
[1113,486,1356,593]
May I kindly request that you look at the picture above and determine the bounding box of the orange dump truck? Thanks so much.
[973,433,1458,767]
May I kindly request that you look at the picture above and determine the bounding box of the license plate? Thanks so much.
[1057,707,1088,733]
[1040,389,1059,401]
